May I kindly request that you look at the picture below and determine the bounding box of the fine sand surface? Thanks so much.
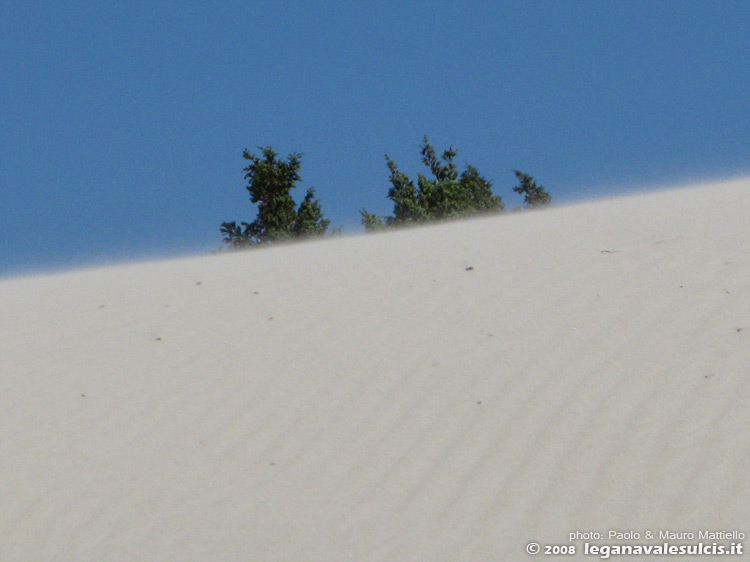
[1,178,749,561]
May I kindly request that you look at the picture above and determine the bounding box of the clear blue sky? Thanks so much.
[2,1,749,275]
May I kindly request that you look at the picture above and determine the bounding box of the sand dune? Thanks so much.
[1,178,748,561]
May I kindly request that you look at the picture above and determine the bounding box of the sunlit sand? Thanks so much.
[1,178,748,561]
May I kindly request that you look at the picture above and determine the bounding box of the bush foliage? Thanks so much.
[221,138,552,247]
[512,170,551,208]
[360,137,505,230]
[221,147,330,247]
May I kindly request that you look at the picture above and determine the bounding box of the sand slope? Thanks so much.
[1,179,749,561]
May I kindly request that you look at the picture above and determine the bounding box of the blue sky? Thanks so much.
[2,1,749,275]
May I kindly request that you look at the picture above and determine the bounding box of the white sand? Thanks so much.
[1,178,749,561]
